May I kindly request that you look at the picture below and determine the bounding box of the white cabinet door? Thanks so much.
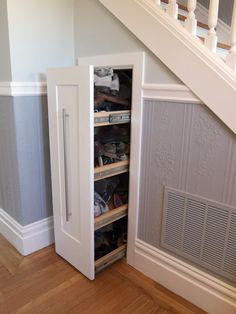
[47,66,94,280]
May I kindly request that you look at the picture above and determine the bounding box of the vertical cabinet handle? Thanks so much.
[62,109,72,222]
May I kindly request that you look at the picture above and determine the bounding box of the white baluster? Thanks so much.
[205,0,219,52]
[166,0,178,19]
[226,0,236,71]
[154,0,161,6]
[185,0,197,35]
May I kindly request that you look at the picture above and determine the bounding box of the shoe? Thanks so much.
[94,192,109,217]
[95,177,120,204]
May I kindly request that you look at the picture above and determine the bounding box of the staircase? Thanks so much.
[99,0,236,133]
[161,0,230,60]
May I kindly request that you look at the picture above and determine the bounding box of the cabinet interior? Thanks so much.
[93,67,133,272]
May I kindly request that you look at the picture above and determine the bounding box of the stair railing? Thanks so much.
[166,0,178,19]
[227,0,236,71]
[185,0,197,35]
[205,0,219,53]
[152,0,236,73]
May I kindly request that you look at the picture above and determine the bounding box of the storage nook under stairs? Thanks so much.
[47,62,135,280]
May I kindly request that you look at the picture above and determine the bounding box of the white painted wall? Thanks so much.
[7,0,75,82]
[0,0,12,81]
[2,0,181,83]
[74,0,181,84]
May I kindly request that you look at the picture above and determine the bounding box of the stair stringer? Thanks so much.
[99,0,236,134]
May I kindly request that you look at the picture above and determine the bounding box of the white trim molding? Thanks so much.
[134,239,236,314]
[0,208,54,256]
[142,83,202,103]
[0,82,47,96]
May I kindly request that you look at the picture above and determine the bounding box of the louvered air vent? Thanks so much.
[161,187,236,283]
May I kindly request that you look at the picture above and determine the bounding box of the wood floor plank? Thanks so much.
[0,234,23,275]
[16,269,118,313]
[0,260,80,312]
[111,259,205,314]
[0,234,206,314]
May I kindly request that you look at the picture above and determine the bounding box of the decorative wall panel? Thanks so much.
[138,100,236,284]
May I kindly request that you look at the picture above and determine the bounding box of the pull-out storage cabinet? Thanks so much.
[47,64,134,280]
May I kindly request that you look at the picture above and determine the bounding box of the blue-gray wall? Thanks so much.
[74,0,181,84]
[0,95,52,225]
[0,0,12,81]
[0,97,21,222]
[138,99,236,285]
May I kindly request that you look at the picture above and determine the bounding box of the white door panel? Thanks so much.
[47,66,94,280]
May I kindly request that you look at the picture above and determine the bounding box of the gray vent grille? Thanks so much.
[165,193,185,249]
[183,199,205,258]
[161,187,236,283]
[223,213,236,277]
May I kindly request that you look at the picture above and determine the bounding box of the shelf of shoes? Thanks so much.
[95,243,127,273]
[94,110,131,127]
[94,204,128,231]
[94,160,129,181]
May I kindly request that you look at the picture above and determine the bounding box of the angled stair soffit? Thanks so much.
[99,0,236,134]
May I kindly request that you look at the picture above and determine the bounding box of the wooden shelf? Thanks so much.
[94,110,131,127]
[94,204,128,231]
[94,160,129,181]
[95,244,127,273]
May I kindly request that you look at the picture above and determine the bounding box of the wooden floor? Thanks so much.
[0,235,206,314]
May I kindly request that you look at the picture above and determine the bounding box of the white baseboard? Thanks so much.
[0,81,47,96]
[0,208,54,256]
[134,239,236,314]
